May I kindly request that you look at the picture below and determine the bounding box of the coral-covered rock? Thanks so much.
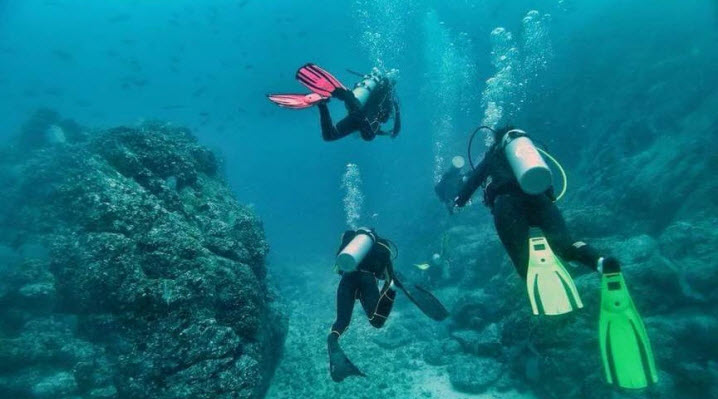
[0,120,286,399]
[448,355,503,393]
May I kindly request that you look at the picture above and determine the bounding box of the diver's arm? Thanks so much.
[454,153,490,207]
[374,100,401,138]
[358,120,377,141]
[391,99,401,137]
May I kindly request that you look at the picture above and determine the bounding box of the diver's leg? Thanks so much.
[535,196,600,271]
[356,273,379,319]
[319,102,357,141]
[356,272,394,328]
[327,272,366,382]
[330,272,359,336]
[493,194,531,279]
[358,274,395,328]
[370,281,396,328]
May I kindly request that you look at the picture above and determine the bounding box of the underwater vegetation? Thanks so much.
[0,115,286,399]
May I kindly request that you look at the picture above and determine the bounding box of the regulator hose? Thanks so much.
[467,125,496,170]
[537,147,568,202]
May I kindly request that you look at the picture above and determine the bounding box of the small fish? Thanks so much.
[107,14,131,23]
[192,87,206,97]
[44,87,64,96]
[52,49,74,61]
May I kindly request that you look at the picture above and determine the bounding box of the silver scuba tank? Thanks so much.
[502,129,553,195]
[335,227,376,273]
[351,71,382,108]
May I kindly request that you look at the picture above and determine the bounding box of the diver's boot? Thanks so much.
[327,333,365,382]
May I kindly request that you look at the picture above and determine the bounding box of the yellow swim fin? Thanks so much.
[526,228,583,315]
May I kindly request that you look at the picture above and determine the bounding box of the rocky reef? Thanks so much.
[0,114,287,399]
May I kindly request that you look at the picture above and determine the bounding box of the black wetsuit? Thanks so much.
[456,142,603,278]
[317,81,401,142]
[435,166,465,208]
[330,230,396,336]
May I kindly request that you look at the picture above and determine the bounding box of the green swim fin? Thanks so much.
[526,228,583,315]
[599,271,658,389]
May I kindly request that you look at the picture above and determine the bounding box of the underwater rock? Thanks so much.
[371,324,412,349]
[448,355,503,394]
[0,120,286,399]
[450,323,503,357]
[422,338,462,366]
[32,372,79,398]
[17,108,86,149]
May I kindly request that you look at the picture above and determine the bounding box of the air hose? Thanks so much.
[537,147,567,202]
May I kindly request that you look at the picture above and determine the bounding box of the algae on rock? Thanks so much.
[0,118,287,399]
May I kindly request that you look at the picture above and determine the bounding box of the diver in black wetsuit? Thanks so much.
[453,126,619,278]
[328,228,396,382]
[268,63,401,141]
[317,72,401,142]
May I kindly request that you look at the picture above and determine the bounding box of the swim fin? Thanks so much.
[267,93,326,109]
[599,270,658,389]
[392,271,449,321]
[526,227,583,315]
[327,335,365,382]
[296,63,346,97]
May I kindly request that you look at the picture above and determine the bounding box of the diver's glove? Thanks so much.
[450,196,471,214]
[598,256,621,274]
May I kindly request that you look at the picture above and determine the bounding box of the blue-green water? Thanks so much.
[1,1,716,398]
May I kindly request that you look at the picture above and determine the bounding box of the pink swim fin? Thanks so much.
[267,93,326,109]
[295,63,346,97]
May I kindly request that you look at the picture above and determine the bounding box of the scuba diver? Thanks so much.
[328,228,448,382]
[451,126,658,389]
[434,155,468,212]
[268,63,401,142]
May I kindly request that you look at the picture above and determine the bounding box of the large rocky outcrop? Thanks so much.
[0,116,287,399]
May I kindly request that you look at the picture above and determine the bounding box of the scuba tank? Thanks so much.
[351,70,383,108]
[335,228,376,273]
[501,129,552,195]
